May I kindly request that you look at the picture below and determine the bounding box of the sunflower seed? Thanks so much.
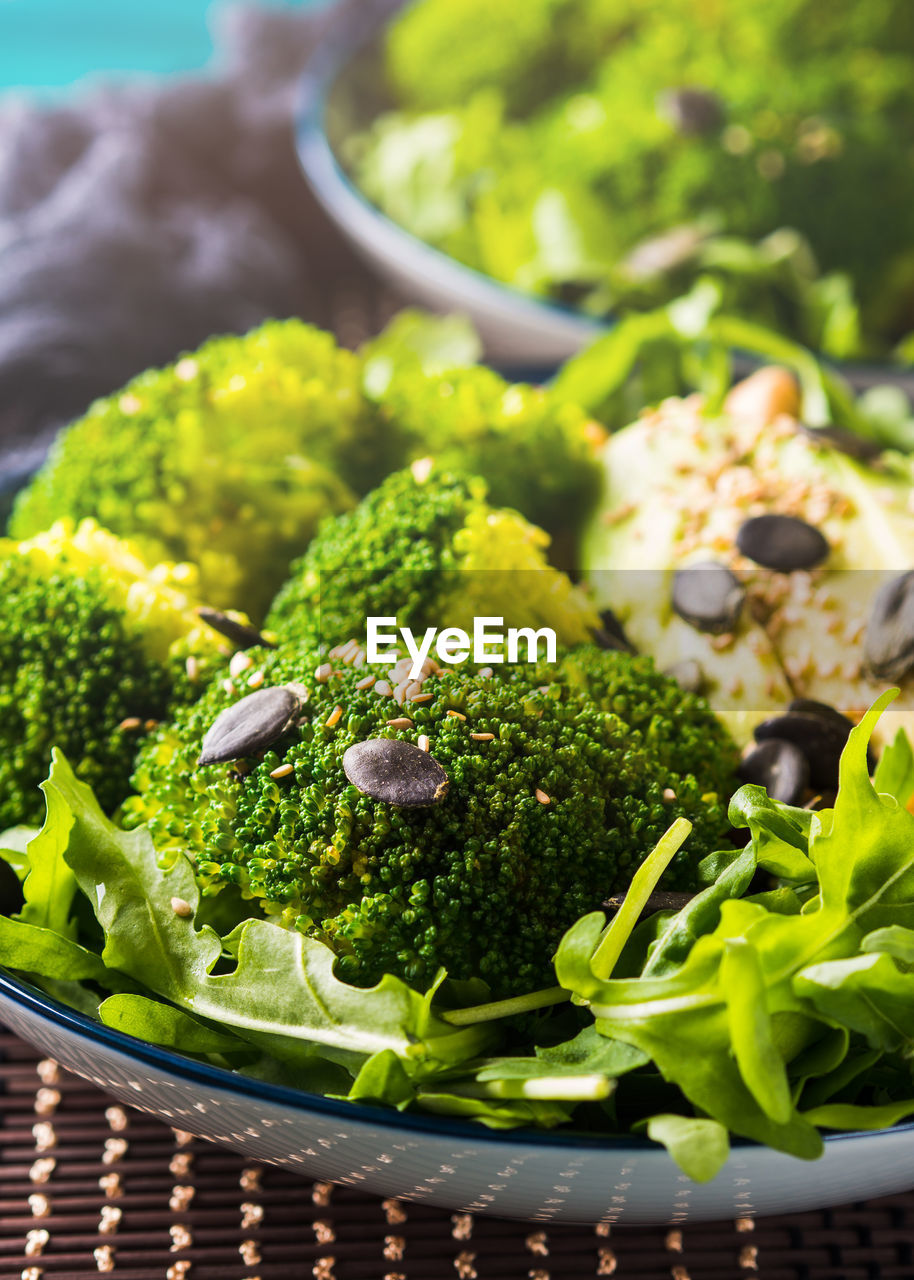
[864,571,914,681]
[738,738,809,805]
[196,608,277,652]
[671,562,745,633]
[198,685,302,766]
[736,514,829,571]
[343,739,448,807]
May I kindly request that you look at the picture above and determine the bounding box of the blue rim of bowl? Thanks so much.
[1,965,910,1151]
[295,0,914,391]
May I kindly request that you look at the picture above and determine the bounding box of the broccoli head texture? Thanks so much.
[0,519,227,828]
[9,321,373,620]
[127,637,738,996]
[266,465,601,650]
[364,365,603,561]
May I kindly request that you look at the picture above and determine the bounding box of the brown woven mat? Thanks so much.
[1,1029,913,1280]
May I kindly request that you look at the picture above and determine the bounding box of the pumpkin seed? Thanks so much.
[593,608,636,653]
[663,659,705,694]
[738,738,809,805]
[864,571,914,682]
[343,738,449,807]
[736,513,829,571]
[198,685,302,766]
[671,561,744,633]
[754,702,854,790]
[196,607,277,652]
[658,87,724,136]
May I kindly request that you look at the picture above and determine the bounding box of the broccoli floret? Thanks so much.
[0,520,228,828]
[127,637,738,996]
[9,321,372,620]
[364,364,603,561]
[267,465,601,650]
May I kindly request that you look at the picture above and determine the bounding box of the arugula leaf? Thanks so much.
[555,692,914,1164]
[46,750,491,1077]
[99,994,251,1057]
[643,1114,730,1183]
[0,826,37,880]
[801,1100,914,1131]
[861,925,914,965]
[17,780,78,938]
[0,915,116,985]
[873,729,914,807]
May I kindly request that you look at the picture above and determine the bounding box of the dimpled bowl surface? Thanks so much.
[3,973,914,1224]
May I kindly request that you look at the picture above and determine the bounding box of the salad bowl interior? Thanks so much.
[296,0,914,394]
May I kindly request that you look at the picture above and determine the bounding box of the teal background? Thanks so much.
[0,0,325,93]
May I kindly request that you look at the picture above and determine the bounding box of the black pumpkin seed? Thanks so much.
[343,738,449,807]
[798,423,883,463]
[671,561,745,633]
[658,87,724,136]
[738,738,810,806]
[754,706,852,790]
[663,659,705,694]
[198,685,302,766]
[593,608,636,654]
[736,514,829,572]
[196,607,278,652]
[864,571,914,682]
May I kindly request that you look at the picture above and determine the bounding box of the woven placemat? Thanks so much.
[1,1029,913,1280]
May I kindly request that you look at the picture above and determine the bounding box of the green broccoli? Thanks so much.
[0,520,230,828]
[9,321,370,620]
[363,364,603,561]
[267,464,601,651]
[126,637,738,996]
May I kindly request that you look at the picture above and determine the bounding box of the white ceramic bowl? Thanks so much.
[3,970,914,1225]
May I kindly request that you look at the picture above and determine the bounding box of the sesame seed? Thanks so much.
[411,456,434,484]
[170,897,193,918]
[118,393,142,415]
[447,711,467,721]
[221,679,235,695]
[392,681,410,705]
[230,651,253,679]
[174,358,198,382]
[409,691,434,703]
[386,717,413,728]
[315,663,333,683]
[418,735,430,752]
[247,670,265,690]
[117,717,142,732]
[478,667,493,679]
[535,788,551,805]
[470,732,495,741]
[185,656,200,682]
[325,705,343,729]
[374,680,393,697]
[270,764,294,779]
[145,719,158,732]
[355,674,376,690]
[662,788,677,802]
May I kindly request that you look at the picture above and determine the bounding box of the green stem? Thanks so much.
[440,985,570,1026]
[591,817,692,981]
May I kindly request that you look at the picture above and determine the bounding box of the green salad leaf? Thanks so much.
[39,750,493,1081]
